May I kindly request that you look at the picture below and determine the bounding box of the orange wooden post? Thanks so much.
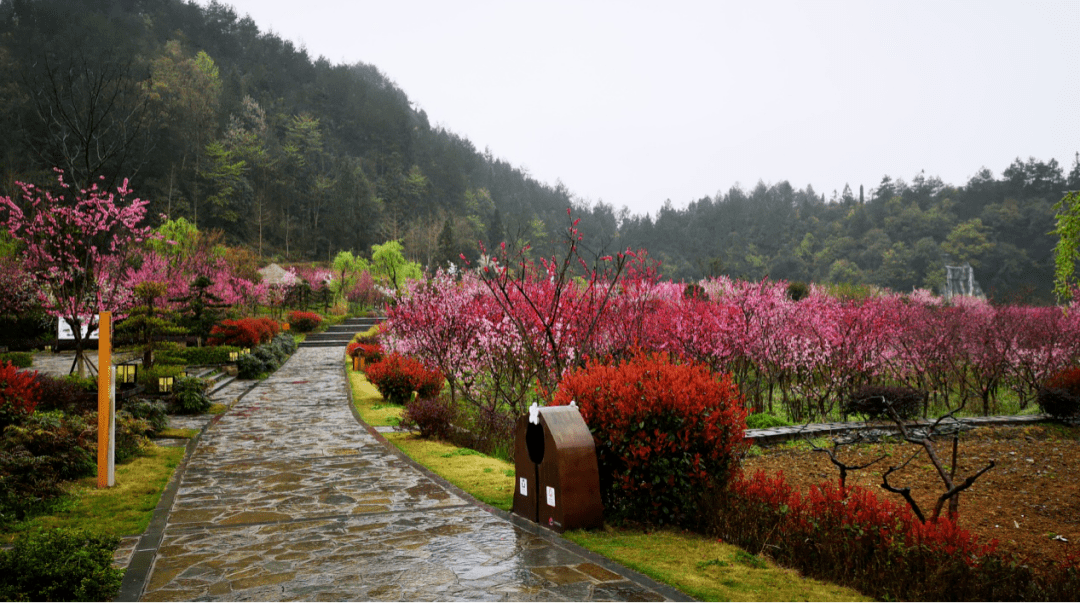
[97,312,114,488]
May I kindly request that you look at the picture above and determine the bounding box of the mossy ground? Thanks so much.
[347,361,402,427]
[383,432,514,510]
[564,528,870,602]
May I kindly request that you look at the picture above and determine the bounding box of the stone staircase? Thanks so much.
[298,316,384,348]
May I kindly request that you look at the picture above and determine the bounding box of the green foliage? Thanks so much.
[137,364,185,392]
[155,344,241,366]
[370,241,422,291]
[0,412,94,521]
[168,377,212,415]
[0,352,32,368]
[121,399,169,433]
[0,528,123,602]
[745,413,791,429]
[1053,191,1080,302]
[236,333,296,379]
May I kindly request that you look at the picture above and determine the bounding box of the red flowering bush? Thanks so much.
[552,350,747,526]
[1038,367,1080,419]
[714,470,1080,600]
[347,342,383,363]
[0,361,39,427]
[208,317,279,347]
[365,354,445,405]
[287,310,323,333]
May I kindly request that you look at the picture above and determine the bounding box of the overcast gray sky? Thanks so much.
[206,0,1080,216]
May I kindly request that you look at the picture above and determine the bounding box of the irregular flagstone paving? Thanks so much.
[131,347,685,602]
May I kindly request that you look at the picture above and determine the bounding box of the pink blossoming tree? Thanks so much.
[0,171,152,375]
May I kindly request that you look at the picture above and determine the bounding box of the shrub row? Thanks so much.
[552,350,747,527]
[208,317,280,348]
[0,352,32,368]
[712,470,1080,601]
[236,333,297,379]
[365,353,444,405]
[155,344,242,366]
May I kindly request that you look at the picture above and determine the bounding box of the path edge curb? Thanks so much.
[342,359,696,602]
[115,376,259,602]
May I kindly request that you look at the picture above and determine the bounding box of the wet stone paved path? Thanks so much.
[124,347,687,602]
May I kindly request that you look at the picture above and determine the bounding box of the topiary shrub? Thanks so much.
[168,377,212,414]
[1038,367,1080,420]
[843,385,925,421]
[366,354,445,405]
[0,528,123,602]
[745,412,791,429]
[0,361,39,428]
[287,310,323,333]
[400,395,459,440]
[552,350,747,527]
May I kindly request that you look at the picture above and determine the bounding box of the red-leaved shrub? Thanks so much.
[400,395,459,440]
[208,317,280,347]
[1038,367,1080,419]
[715,470,1080,600]
[287,310,322,333]
[552,350,747,526]
[365,354,444,405]
[0,361,39,427]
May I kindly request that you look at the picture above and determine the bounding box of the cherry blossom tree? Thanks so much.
[0,170,151,375]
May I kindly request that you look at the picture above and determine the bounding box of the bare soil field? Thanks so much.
[742,424,1080,569]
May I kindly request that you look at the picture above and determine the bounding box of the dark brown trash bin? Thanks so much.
[512,404,603,532]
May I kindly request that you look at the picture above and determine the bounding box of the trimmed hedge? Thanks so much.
[0,352,32,368]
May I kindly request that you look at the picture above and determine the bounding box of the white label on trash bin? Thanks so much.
[546,486,556,507]
[519,477,528,496]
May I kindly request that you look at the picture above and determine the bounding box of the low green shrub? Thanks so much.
[0,412,95,520]
[745,413,791,429]
[137,364,185,392]
[113,411,155,462]
[0,528,123,602]
[168,377,211,415]
[0,352,32,368]
[121,398,169,433]
[155,345,241,366]
[236,334,296,379]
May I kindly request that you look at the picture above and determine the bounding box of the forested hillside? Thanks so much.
[0,0,1074,303]
[614,161,1079,304]
[0,0,572,264]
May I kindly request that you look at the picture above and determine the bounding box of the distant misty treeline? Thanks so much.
[0,0,1074,303]
[586,157,1078,304]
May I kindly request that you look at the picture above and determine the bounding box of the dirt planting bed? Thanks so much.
[741,423,1080,569]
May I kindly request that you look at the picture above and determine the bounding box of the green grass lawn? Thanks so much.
[1,444,186,543]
